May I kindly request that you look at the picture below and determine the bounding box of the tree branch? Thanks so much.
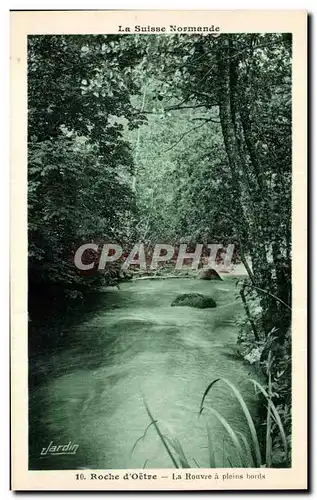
[141,104,208,114]
[191,117,220,124]
[162,121,209,154]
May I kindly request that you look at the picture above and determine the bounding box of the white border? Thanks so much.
[3,2,315,499]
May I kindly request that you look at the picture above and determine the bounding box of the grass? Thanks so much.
[200,377,262,467]
[137,371,288,468]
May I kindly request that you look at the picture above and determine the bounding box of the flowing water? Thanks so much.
[29,277,261,470]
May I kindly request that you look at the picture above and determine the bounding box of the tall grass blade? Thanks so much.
[205,421,217,467]
[266,354,273,468]
[192,457,201,468]
[200,378,221,414]
[163,434,191,468]
[143,398,179,468]
[200,378,262,467]
[237,431,254,467]
[248,378,288,463]
[266,404,273,467]
[131,421,156,456]
[201,406,245,467]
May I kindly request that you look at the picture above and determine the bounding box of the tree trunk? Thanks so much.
[215,36,280,337]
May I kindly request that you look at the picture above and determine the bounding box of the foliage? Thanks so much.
[28,35,146,291]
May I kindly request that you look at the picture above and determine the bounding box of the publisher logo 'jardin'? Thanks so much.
[40,441,79,456]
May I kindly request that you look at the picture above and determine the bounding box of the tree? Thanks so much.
[141,33,292,340]
[28,35,146,291]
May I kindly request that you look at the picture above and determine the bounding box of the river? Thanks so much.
[29,276,261,470]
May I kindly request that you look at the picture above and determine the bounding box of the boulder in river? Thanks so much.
[197,268,222,281]
[171,293,217,309]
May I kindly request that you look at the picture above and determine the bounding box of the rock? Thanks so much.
[171,293,216,309]
[244,347,262,364]
[197,268,222,281]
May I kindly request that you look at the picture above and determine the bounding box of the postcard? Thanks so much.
[10,9,307,491]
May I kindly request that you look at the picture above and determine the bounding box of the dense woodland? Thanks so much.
[28,34,292,467]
